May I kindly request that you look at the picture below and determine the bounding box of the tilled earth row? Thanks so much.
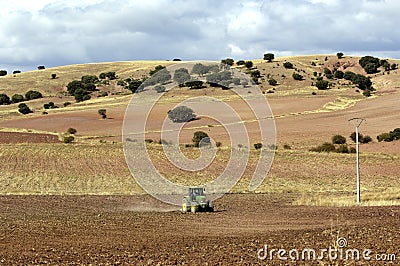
[0,194,399,265]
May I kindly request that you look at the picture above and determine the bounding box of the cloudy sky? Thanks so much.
[1,0,399,71]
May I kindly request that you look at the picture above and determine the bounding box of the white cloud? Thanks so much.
[0,0,399,71]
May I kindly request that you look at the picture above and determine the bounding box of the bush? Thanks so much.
[283,62,293,69]
[18,103,32,114]
[51,73,57,79]
[254,143,263,150]
[244,61,253,69]
[63,136,74,144]
[377,132,392,142]
[390,128,400,140]
[192,131,209,147]
[337,52,344,59]
[0,93,11,105]
[268,78,277,85]
[98,109,107,119]
[25,90,43,101]
[81,75,99,84]
[336,144,349,153]
[360,135,372,144]
[334,70,344,79]
[11,94,24,104]
[168,106,196,123]
[13,70,21,74]
[350,132,371,143]
[67,128,77,135]
[359,56,380,74]
[0,70,7,76]
[37,66,45,70]
[283,144,291,150]
[63,102,71,107]
[332,134,346,144]
[236,60,245,66]
[215,141,222,147]
[154,85,166,93]
[315,79,329,90]
[221,58,234,66]
[343,71,356,81]
[292,73,303,80]
[310,142,336,153]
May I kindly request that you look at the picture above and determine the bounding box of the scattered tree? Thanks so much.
[332,135,346,144]
[13,70,21,74]
[11,94,24,104]
[336,52,344,59]
[168,106,196,123]
[221,58,234,66]
[254,143,263,150]
[67,128,77,135]
[359,56,380,74]
[98,109,107,119]
[192,131,209,147]
[244,61,253,69]
[37,66,45,70]
[173,68,191,85]
[18,103,32,114]
[51,73,57,79]
[292,73,303,80]
[0,93,11,105]
[334,70,344,79]
[154,85,166,93]
[263,53,275,62]
[25,90,43,101]
[0,70,7,76]
[315,79,329,90]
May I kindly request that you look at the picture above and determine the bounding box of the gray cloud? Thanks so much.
[0,0,399,72]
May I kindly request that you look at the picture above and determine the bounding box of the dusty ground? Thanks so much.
[0,194,398,265]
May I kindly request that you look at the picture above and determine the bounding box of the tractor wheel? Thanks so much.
[191,204,198,213]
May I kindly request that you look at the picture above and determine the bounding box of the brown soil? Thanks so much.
[0,194,398,265]
[0,132,60,144]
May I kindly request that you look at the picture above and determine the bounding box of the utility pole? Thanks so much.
[348,118,366,204]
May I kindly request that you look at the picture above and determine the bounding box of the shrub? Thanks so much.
[236,60,245,66]
[18,103,32,114]
[377,132,392,142]
[292,73,303,80]
[337,52,344,59]
[315,80,329,90]
[173,68,191,85]
[168,106,196,123]
[13,70,21,74]
[332,134,346,144]
[334,70,344,79]
[221,58,234,66]
[310,142,336,153]
[0,93,11,105]
[350,132,371,143]
[349,147,356,153]
[145,139,154,143]
[25,90,43,100]
[63,136,74,144]
[359,56,380,74]
[51,73,57,79]
[154,85,166,93]
[360,135,372,144]
[343,71,356,81]
[11,94,24,104]
[37,66,45,70]
[268,78,277,86]
[98,109,107,119]
[283,62,293,69]
[283,144,291,150]
[254,143,263,150]
[336,144,349,153]
[244,61,253,69]
[63,102,71,107]
[192,131,209,147]
[0,70,8,76]
[390,128,400,140]
[215,141,222,147]
[67,128,77,135]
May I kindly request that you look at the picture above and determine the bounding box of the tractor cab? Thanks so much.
[189,187,205,201]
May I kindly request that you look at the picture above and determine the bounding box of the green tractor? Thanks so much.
[181,187,214,213]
